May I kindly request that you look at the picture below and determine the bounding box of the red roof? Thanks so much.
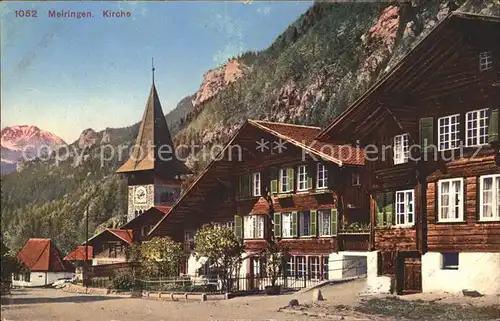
[107,229,133,244]
[17,238,71,272]
[154,206,171,214]
[63,246,93,261]
[249,120,364,166]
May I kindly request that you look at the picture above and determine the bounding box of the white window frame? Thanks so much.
[318,210,332,236]
[465,109,489,147]
[316,163,328,189]
[394,133,410,165]
[395,189,415,227]
[438,178,464,222]
[244,215,264,239]
[479,174,500,221]
[297,165,308,191]
[252,172,261,196]
[322,256,329,280]
[438,114,460,151]
[309,256,321,280]
[281,212,293,238]
[299,211,310,237]
[279,168,292,193]
[286,256,295,277]
[479,51,493,71]
[352,172,361,186]
[296,256,306,277]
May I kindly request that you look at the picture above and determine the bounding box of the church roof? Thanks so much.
[117,84,191,176]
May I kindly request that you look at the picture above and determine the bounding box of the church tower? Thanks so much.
[117,70,191,222]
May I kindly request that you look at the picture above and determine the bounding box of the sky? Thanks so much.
[1,1,312,143]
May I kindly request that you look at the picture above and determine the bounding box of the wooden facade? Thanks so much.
[317,13,500,294]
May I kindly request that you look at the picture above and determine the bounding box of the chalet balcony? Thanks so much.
[337,222,370,252]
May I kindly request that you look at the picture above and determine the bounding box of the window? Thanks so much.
[225,221,234,231]
[23,272,30,282]
[286,256,295,277]
[317,163,328,189]
[438,178,464,222]
[479,174,500,221]
[394,133,410,164]
[318,210,331,236]
[13,273,19,281]
[395,189,415,226]
[299,211,311,237]
[322,257,329,280]
[309,256,321,280]
[280,168,292,193]
[438,114,460,151]
[442,253,459,270]
[296,256,306,277]
[252,172,261,196]
[297,165,308,191]
[479,51,493,71]
[352,172,361,186]
[244,215,264,239]
[466,109,489,147]
[282,212,293,238]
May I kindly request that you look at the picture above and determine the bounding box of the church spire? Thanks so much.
[152,57,155,85]
[116,72,191,176]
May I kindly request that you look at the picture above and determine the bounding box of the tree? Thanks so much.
[126,237,185,279]
[261,181,289,292]
[1,239,22,294]
[194,226,245,292]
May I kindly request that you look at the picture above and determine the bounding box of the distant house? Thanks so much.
[13,238,74,287]
[63,246,93,267]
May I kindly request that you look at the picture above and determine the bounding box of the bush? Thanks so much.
[108,272,141,291]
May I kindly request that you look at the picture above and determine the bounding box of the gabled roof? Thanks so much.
[250,120,364,166]
[63,246,93,261]
[316,12,500,140]
[117,84,191,176]
[17,238,70,272]
[86,228,133,245]
[149,119,362,237]
[121,206,170,229]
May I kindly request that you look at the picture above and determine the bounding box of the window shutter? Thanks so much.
[327,165,335,190]
[307,165,313,190]
[234,215,243,239]
[287,168,295,192]
[273,212,281,238]
[488,109,499,143]
[419,117,434,151]
[270,169,278,194]
[239,175,250,198]
[331,208,338,236]
[385,192,394,226]
[247,174,253,197]
[291,211,298,237]
[310,210,317,237]
[375,193,385,227]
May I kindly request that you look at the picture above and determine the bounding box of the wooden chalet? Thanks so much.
[319,12,500,295]
[71,80,190,265]
[149,119,369,280]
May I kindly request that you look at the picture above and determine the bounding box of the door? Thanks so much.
[397,252,422,294]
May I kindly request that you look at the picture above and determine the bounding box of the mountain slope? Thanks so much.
[1,125,66,175]
[1,0,498,253]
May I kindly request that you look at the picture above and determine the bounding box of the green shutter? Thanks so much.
[385,192,394,226]
[270,169,278,194]
[291,211,297,237]
[239,174,250,198]
[248,174,253,197]
[419,117,434,152]
[234,215,243,239]
[287,168,295,192]
[488,109,499,143]
[273,212,281,238]
[310,210,317,237]
[331,208,338,236]
[375,193,385,227]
